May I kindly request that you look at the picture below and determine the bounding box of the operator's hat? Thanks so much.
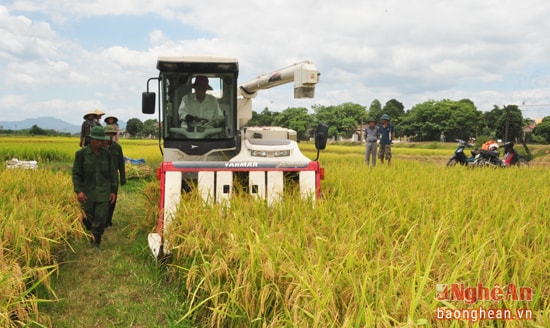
[367,117,376,123]
[103,124,117,135]
[83,110,97,119]
[89,126,110,140]
[94,109,105,116]
[381,114,390,120]
[193,76,213,90]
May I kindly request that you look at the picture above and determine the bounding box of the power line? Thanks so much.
[521,103,550,107]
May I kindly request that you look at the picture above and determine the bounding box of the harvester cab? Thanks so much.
[142,56,327,259]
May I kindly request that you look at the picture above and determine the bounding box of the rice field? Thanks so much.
[155,151,549,327]
[0,167,84,327]
[0,136,160,327]
[1,136,548,327]
[0,136,163,164]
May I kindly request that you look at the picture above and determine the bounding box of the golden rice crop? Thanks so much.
[151,152,549,327]
[3,136,548,326]
[125,163,153,179]
[118,138,163,164]
[0,167,84,327]
[1,136,162,182]
[0,136,77,162]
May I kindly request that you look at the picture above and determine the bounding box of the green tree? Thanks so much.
[532,116,550,143]
[247,107,279,126]
[482,106,504,136]
[399,99,479,141]
[496,105,524,142]
[481,105,526,141]
[142,119,159,138]
[440,99,480,141]
[399,100,440,140]
[367,99,382,121]
[126,118,143,137]
[314,102,366,139]
[29,125,47,135]
[382,99,405,123]
[381,99,406,136]
[273,107,313,140]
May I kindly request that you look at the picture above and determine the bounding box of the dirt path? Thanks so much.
[39,181,185,328]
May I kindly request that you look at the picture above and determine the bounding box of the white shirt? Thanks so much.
[178,93,224,124]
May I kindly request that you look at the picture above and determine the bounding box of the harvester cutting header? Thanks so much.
[142,56,328,258]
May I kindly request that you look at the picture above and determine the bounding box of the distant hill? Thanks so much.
[0,117,126,134]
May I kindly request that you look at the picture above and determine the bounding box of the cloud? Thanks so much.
[0,6,60,62]
[2,0,550,126]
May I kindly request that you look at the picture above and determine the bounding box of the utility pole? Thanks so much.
[504,105,510,142]
[360,118,364,143]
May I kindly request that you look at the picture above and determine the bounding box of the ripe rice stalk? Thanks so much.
[0,166,85,327]
[140,147,549,326]
[125,163,153,179]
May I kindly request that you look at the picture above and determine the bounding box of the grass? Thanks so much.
[1,136,549,327]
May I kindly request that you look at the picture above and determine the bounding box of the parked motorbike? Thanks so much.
[446,139,476,166]
[473,142,529,167]
[474,149,502,167]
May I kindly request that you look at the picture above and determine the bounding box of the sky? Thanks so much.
[2,0,550,126]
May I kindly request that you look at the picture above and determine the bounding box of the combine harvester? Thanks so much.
[142,56,328,258]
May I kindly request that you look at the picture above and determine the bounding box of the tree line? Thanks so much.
[246,98,550,144]
[0,125,72,137]
[125,119,159,138]
[14,98,546,143]
[123,98,550,143]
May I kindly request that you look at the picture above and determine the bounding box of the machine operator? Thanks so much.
[178,75,225,128]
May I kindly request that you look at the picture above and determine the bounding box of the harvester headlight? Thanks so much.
[273,150,290,157]
[251,150,268,157]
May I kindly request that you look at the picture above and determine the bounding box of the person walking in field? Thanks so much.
[80,111,98,147]
[364,117,379,166]
[103,124,126,227]
[378,114,395,166]
[94,109,105,126]
[72,126,118,250]
[104,115,120,142]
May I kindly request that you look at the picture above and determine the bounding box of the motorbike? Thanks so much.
[473,142,529,167]
[473,149,501,167]
[446,139,476,166]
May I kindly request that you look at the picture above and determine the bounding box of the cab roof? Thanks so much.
[156,56,239,74]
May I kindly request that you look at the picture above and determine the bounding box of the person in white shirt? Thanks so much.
[178,76,224,128]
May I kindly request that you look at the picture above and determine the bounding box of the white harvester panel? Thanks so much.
[163,171,182,254]
[198,171,233,204]
[249,171,266,200]
[299,170,316,201]
[216,171,233,204]
[164,171,182,229]
[198,171,215,203]
[267,171,284,205]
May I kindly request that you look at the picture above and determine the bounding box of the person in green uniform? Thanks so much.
[103,124,126,227]
[72,126,117,250]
